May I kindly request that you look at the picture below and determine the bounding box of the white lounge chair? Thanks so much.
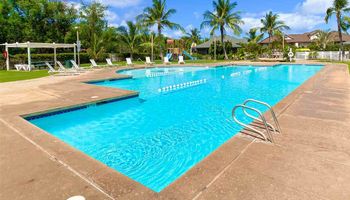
[145,57,154,66]
[45,62,78,75]
[57,61,81,73]
[178,56,185,64]
[90,59,108,68]
[106,58,117,67]
[70,60,89,71]
[164,57,171,65]
[126,58,134,66]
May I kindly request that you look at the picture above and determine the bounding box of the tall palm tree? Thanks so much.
[244,28,264,43]
[117,21,141,60]
[325,0,350,60]
[315,30,332,50]
[185,28,201,44]
[260,11,290,45]
[137,0,183,59]
[201,0,243,60]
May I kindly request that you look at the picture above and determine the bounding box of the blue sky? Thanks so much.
[68,0,336,38]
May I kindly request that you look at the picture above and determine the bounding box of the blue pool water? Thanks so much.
[27,64,323,192]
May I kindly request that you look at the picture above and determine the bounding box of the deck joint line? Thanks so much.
[0,118,115,200]
[192,138,257,200]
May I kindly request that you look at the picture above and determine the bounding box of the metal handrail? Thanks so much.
[243,99,282,134]
[232,105,274,143]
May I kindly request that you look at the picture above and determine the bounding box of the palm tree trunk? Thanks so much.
[158,24,163,59]
[337,14,344,61]
[220,26,228,60]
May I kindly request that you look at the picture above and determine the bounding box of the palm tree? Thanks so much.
[137,0,183,59]
[260,11,290,45]
[185,28,201,44]
[325,0,350,60]
[201,0,243,60]
[315,30,332,50]
[117,21,141,60]
[244,28,264,43]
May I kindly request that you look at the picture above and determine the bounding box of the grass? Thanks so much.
[0,70,50,83]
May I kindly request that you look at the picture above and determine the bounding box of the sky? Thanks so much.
[67,0,337,38]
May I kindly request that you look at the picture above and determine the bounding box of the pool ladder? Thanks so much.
[232,99,282,143]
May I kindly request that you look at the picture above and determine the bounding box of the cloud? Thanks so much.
[105,10,119,22]
[98,0,142,8]
[297,0,333,15]
[279,13,324,32]
[193,12,201,19]
[67,1,82,10]
[241,17,262,31]
[240,0,332,34]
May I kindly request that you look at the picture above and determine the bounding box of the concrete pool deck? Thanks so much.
[0,62,349,199]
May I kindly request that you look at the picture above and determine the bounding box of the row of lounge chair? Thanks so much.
[126,56,185,66]
[46,56,187,75]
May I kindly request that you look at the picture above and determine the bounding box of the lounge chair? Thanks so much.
[178,56,185,64]
[126,58,134,66]
[164,57,171,65]
[90,59,105,68]
[45,62,78,75]
[106,58,117,67]
[145,57,154,66]
[70,60,89,71]
[57,61,81,73]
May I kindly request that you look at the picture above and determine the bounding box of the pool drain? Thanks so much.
[67,196,85,200]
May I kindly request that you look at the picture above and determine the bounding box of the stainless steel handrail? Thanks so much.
[232,105,274,143]
[243,99,282,134]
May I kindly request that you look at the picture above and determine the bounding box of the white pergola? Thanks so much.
[1,42,77,71]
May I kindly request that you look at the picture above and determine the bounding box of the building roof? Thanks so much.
[196,35,247,49]
[259,31,350,44]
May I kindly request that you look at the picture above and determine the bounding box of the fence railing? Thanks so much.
[295,51,350,61]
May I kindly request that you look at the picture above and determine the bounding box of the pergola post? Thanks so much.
[74,44,77,63]
[53,42,57,67]
[5,43,9,71]
[27,41,31,71]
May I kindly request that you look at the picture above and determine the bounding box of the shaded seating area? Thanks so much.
[1,42,77,71]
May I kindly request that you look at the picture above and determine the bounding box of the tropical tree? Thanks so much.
[325,0,350,59]
[117,21,141,59]
[201,0,243,59]
[79,2,107,58]
[137,0,183,59]
[185,28,201,44]
[260,11,290,45]
[244,28,264,43]
[0,0,77,43]
[314,30,332,50]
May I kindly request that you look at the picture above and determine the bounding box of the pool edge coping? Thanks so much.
[0,62,344,199]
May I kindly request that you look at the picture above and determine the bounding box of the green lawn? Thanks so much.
[0,70,50,83]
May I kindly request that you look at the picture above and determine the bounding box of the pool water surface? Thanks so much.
[27,64,323,192]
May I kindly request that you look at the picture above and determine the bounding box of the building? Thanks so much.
[194,35,247,54]
[259,30,350,47]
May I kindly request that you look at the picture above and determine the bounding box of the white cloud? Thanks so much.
[297,0,333,15]
[241,17,261,32]
[193,12,201,19]
[67,1,82,11]
[240,0,332,34]
[105,10,119,22]
[98,0,142,8]
[279,13,324,32]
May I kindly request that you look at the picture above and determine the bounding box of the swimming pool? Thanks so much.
[26,64,323,192]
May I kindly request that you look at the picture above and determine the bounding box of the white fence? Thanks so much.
[295,51,350,61]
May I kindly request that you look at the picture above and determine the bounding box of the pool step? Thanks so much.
[232,99,282,143]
